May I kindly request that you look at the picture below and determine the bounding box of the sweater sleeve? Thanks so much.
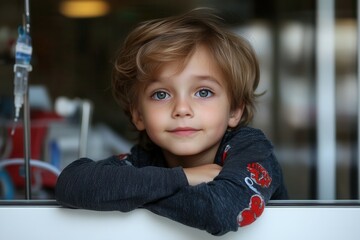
[55,154,189,211]
[143,128,288,236]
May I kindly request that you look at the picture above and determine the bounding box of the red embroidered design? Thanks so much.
[247,163,272,188]
[117,154,128,160]
[238,195,265,227]
[221,145,231,165]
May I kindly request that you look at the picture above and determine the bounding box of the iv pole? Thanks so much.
[23,0,32,200]
[21,0,32,200]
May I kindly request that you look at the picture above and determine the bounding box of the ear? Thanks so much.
[131,109,146,131]
[228,105,244,128]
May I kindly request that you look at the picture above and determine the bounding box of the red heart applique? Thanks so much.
[238,195,265,227]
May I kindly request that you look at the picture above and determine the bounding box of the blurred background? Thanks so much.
[0,0,358,200]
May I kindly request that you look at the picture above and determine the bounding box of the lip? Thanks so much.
[167,127,200,136]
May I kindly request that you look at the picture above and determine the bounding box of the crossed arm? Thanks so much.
[56,155,281,235]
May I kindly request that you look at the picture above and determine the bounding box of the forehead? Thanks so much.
[155,45,225,85]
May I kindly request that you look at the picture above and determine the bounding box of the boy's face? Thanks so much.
[131,46,243,166]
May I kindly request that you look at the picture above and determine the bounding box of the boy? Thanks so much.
[55,9,288,236]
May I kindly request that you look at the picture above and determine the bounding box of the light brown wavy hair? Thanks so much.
[112,8,260,148]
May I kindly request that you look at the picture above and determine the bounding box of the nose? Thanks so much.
[172,97,194,118]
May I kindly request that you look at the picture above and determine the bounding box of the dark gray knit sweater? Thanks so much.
[55,127,288,235]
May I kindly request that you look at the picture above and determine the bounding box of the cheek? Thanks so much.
[142,111,168,146]
[199,104,231,128]
[141,106,167,131]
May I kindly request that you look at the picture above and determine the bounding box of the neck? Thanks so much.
[163,145,219,168]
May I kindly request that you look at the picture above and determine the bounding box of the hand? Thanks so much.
[183,164,222,186]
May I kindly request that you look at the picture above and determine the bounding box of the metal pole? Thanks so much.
[78,101,92,158]
[24,0,30,34]
[23,86,31,199]
[316,0,336,199]
[23,0,32,200]
[357,0,360,199]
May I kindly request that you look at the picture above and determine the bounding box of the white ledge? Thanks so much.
[0,203,359,239]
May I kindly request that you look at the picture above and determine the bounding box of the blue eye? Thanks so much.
[152,91,170,100]
[195,89,213,98]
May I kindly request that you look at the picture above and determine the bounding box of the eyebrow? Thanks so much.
[192,75,223,87]
[155,74,221,82]
[149,74,225,89]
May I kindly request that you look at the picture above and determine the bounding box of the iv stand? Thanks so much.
[23,68,31,199]
[23,0,32,200]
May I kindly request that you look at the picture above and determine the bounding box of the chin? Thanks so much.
[166,147,201,157]
[172,150,200,157]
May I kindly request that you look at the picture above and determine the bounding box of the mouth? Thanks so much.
[167,127,200,137]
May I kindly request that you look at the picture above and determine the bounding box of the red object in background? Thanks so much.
[6,110,63,188]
